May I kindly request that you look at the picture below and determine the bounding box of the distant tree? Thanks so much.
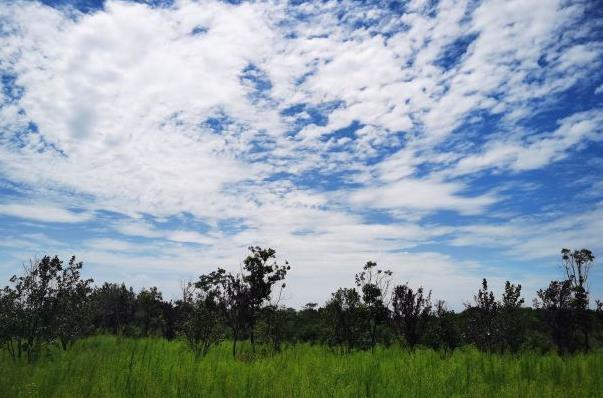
[325,288,366,352]
[90,283,136,335]
[54,256,93,350]
[160,300,177,340]
[391,283,432,349]
[179,282,222,357]
[242,247,290,352]
[295,303,324,342]
[355,261,392,351]
[464,279,498,351]
[535,280,575,353]
[425,300,460,352]
[497,281,525,352]
[134,287,165,336]
[258,276,290,353]
[258,305,293,353]
[197,268,249,358]
[561,248,595,350]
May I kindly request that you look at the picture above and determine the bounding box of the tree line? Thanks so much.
[1,246,601,362]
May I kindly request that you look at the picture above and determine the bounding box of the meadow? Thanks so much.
[1,336,602,398]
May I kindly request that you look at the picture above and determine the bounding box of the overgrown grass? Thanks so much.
[1,336,602,397]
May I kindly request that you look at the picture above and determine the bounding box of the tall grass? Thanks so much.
[1,336,601,397]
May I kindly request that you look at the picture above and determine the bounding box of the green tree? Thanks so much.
[561,248,595,350]
[355,261,392,351]
[391,283,432,349]
[464,279,498,352]
[54,256,93,350]
[179,282,222,357]
[535,280,575,353]
[497,281,525,352]
[134,287,165,336]
[90,283,136,335]
[325,288,366,352]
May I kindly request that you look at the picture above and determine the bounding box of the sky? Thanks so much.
[0,0,602,309]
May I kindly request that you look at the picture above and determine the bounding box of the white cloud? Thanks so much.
[0,0,601,306]
[449,202,603,260]
[0,203,92,223]
[452,110,603,175]
[348,178,497,215]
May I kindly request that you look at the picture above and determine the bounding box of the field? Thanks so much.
[1,336,602,398]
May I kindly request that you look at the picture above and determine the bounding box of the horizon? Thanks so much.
[0,0,602,310]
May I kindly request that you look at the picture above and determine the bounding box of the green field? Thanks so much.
[1,336,602,398]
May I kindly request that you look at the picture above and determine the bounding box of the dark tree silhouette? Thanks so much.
[561,248,595,350]
[242,247,290,353]
[498,281,525,352]
[391,283,432,349]
[90,283,136,335]
[464,279,498,352]
[425,300,460,352]
[134,287,165,336]
[355,261,392,351]
[535,280,575,353]
[325,288,366,352]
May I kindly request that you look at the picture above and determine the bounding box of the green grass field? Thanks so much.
[1,336,602,398]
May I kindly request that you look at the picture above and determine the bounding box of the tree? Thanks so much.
[391,283,432,349]
[355,261,392,351]
[464,279,498,351]
[241,246,290,352]
[295,303,324,342]
[535,280,575,353]
[90,283,136,335]
[197,268,249,358]
[134,287,165,336]
[498,281,525,352]
[0,286,19,361]
[8,257,64,362]
[325,288,366,352]
[424,300,460,352]
[160,300,178,340]
[54,256,93,350]
[561,248,595,350]
[179,282,222,357]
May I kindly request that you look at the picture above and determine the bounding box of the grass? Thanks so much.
[1,336,602,397]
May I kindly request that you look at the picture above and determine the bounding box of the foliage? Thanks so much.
[355,261,392,351]
[0,256,93,362]
[1,247,602,363]
[391,283,432,349]
[178,282,222,357]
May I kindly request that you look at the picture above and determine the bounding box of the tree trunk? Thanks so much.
[232,329,238,358]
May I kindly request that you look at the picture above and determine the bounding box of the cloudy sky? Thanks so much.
[0,0,602,308]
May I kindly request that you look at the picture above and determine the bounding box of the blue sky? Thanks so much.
[0,0,602,308]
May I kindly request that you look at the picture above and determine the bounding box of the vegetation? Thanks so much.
[0,247,602,396]
[1,336,602,398]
